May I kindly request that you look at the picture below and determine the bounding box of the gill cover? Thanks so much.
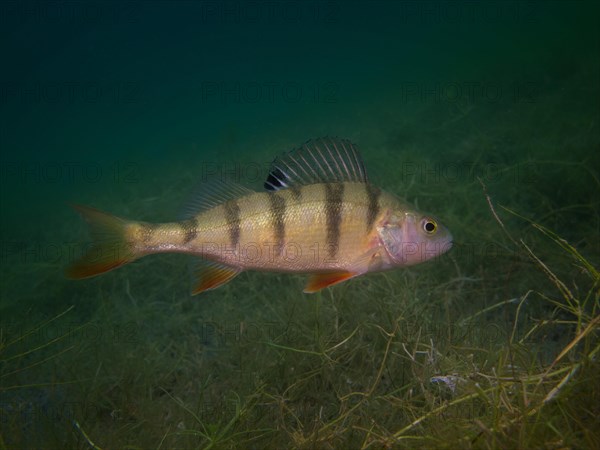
[378,223,406,265]
[377,213,423,267]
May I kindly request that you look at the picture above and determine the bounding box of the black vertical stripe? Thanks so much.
[224,200,241,248]
[325,183,344,259]
[180,218,199,245]
[268,192,286,256]
[289,185,302,202]
[365,183,381,232]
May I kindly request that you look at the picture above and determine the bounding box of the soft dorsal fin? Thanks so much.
[180,179,254,219]
[264,137,368,191]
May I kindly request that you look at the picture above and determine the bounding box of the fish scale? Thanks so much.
[183,182,388,272]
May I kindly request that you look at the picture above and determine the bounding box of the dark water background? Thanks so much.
[1,1,599,448]
[2,1,598,224]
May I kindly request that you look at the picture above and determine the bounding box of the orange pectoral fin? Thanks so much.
[303,271,359,293]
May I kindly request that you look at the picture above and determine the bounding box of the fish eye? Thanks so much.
[422,218,437,234]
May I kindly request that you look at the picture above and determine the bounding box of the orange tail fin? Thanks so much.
[66,204,137,279]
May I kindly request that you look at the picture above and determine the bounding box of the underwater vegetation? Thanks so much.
[1,149,598,449]
[1,34,599,450]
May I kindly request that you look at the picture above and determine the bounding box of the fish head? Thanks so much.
[377,210,453,267]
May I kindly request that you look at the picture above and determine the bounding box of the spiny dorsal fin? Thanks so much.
[180,179,254,219]
[264,137,368,191]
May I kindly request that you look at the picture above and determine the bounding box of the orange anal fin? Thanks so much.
[67,257,132,279]
[303,271,359,293]
[191,259,241,295]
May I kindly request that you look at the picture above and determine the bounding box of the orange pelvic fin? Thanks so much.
[303,271,359,293]
[191,259,241,295]
[66,204,136,279]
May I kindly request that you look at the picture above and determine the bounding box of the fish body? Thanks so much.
[68,138,453,294]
